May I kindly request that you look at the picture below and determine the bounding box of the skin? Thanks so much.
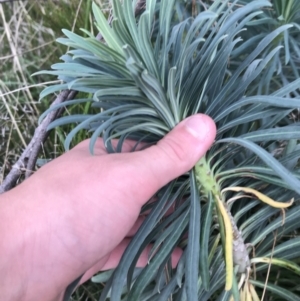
[0,114,216,301]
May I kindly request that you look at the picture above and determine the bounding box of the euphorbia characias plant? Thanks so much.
[36,0,300,300]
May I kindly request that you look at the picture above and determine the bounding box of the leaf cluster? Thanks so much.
[37,0,300,300]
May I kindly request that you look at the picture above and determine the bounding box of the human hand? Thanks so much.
[0,114,216,301]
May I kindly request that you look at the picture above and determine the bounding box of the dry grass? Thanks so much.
[0,0,108,183]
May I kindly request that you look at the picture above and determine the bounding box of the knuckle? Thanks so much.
[157,136,188,163]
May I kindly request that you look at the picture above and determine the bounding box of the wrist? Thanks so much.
[0,189,29,300]
[0,184,77,301]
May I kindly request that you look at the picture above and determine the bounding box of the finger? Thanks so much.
[79,256,109,285]
[74,138,147,155]
[101,239,182,270]
[123,114,216,204]
[141,197,186,217]
[143,114,216,183]
[126,216,146,237]
[79,238,183,284]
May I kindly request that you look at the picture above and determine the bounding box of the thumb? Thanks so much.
[130,114,216,199]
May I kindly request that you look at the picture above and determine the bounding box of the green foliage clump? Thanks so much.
[38,0,300,300]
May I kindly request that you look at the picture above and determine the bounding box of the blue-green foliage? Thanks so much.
[37,1,300,300]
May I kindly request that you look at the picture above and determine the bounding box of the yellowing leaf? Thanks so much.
[249,283,260,301]
[240,285,246,301]
[245,283,252,301]
[217,198,233,291]
[251,257,300,276]
[222,186,294,208]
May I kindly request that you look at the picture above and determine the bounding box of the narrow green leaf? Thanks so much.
[47,115,93,131]
[250,280,300,301]
[240,125,300,142]
[39,98,92,124]
[272,77,300,96]
[92,269,114,283]
[92,2,123,54]
[208,24,293,116]
[128,210,189,300]
[185,170,201,300]
[251,257,300,275]
[284,29,291,64]
[218,138,300,195]
[261,237,300,259]
[167,67,180,123]
[214,96,300,123]
[251,206,300,246]
[108,184,175,301]
[62,275,83,301]
[216,290,232,301]
[200,193,214,291]
[37,83,69,100]
[157,276,178,301]
[138,12,159,79]
[218,108,284,134]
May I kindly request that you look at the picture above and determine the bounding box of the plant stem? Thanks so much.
[194,156,234,289]
[194,156,251,290]
[194,156,220,197]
